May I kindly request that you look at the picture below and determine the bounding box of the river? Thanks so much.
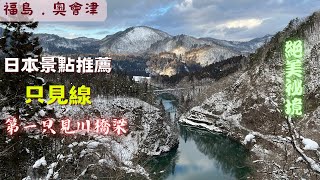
[146,96,251,180]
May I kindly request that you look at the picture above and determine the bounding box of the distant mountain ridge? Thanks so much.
[147,34,212,54]
[33,26,271,56]
[0,25,271,56]
[200,34,272,53]
[0,26,272,75]
[37,33,100,55]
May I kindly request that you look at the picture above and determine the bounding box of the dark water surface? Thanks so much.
[147,97,251,180]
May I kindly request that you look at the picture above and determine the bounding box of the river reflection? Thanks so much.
[146,97,251,180]
[147,125,251,180]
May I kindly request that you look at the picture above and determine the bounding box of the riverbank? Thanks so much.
[178,84,320,179]
[0,97,179,179]
[147,124,251,180]
[155,96,252,180]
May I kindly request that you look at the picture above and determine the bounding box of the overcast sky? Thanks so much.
[35,0,319,41]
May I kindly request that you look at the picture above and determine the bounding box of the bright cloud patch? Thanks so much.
[217,18,265,29]
[175,0,193,11]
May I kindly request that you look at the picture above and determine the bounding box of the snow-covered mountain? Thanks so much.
[99,26,171,55]
[200,34,272,53]
[34,26,270,57]
[36,33,100,55]
[0,26,271,75]
[147,34,214,55]
[184,44,239,66]
[146,34,240,66]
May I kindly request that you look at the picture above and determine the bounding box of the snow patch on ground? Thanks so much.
[39,109,46,117]
[302,138,319,150]
[32,157,47,168]
[179,115,222,132]
[39,97,177,178]
[243,133,256,145]
[87,141,100,149]
[179,90,243,134]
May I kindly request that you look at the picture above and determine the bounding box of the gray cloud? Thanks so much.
[36,0,320,41]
